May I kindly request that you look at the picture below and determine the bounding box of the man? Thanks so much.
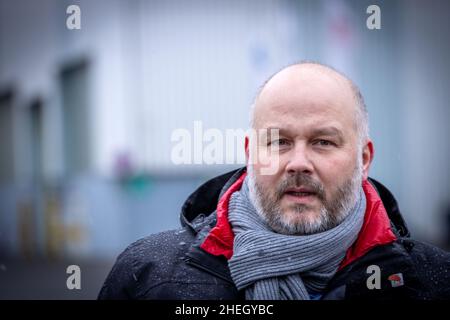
[99,62,450,300]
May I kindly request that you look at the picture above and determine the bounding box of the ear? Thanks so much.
[245,136,250,166]
[362,140,374,181]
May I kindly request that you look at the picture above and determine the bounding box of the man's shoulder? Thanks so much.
[393,238,450,298]
[330,238,450,300]
[403,238,450,263]
[404,239,450,268]
[115,228,197,278]
[400,238,450,298]
[98,228,195,299]
[122,228,195,262]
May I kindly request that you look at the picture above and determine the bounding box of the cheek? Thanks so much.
[315,155,356,187]
[252,152,286,179]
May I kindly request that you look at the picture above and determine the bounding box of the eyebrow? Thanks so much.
[309,126,344,140]
[262,126,345,141]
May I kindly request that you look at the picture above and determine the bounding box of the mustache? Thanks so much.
[275,173,326,201]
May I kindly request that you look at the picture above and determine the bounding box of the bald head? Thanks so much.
[250,62,369,144]
[245,62,373,236]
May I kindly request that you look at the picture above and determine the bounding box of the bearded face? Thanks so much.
[247,153,363,235]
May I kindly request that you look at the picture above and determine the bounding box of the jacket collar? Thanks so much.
[181,167,409,280]
[181,167,409,237]
[180,167,246,233]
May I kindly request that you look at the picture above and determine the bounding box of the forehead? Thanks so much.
[254,65,358,135]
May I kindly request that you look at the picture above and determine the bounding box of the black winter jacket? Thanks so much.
[98,168,450,300]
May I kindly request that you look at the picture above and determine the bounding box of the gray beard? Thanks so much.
[247,158,363,236]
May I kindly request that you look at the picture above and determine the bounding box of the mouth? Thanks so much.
[283,187,317,203]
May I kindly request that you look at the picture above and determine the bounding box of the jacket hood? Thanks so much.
[180,167,410,239]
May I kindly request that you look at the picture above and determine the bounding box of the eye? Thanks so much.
[268,139,290,147]
[313,139,336,147]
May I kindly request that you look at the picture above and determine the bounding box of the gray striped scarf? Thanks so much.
[227,177,366,300]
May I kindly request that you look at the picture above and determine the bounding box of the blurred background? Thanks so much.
[0,0,449,299]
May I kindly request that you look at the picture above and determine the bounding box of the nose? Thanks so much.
[284,142,314,175]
